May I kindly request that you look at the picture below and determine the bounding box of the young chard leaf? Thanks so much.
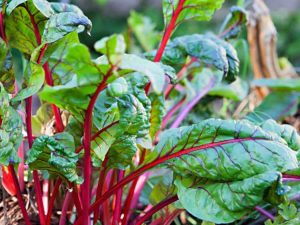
[128,11,160,51]
[27,132,82,183]
[94,34,126,57]
[12,62,44,101]
[149,93,165,139]
[163,0,224,26]
[0,85,22,165]
[119,54,165,93]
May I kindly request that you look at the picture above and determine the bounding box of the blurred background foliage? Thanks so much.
[57,0,300,68]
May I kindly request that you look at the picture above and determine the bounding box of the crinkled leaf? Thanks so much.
[91,76,151,167]
[91,103,121,165]
[0,85,22,165]
[40,77,93,115]
[220,6,248,40]
[42,11,92,44]
[252,79,300,92]
[26,133,82,183]
[107,134,137,169]
[12,62,44,101]
[149,93,165,139]
[128,11,160,51]
[206,33,240,81]
[157,34,239,78]
[119,54,165,93]
[175,172,281,224]
[0,105,22,165]
[123,73,151,137]
[246,92,299,123]
[163,0,224,26]
[209,77,249,101]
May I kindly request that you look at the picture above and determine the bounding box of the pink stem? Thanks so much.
[93,157,109,223]
[8,164,32,225]
[46,179,62,225]
[25,97,47,225]
[133,196,178,225]
[153,0,185,62]
[43,180,49,214]
[82,67,114,225]
[17,141,25,191]
[170,77,216,128]
[161,97,186,129]
[59,191,72,225]
[254,206,275,221]
[164,57,197,98]
[112,170,125,225]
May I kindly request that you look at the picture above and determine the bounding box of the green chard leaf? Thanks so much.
[39,42,104,115]
[149,93,165,139]
[175,171,281,224]
[42,3,92,44]
[32,103,53,136]
[27,132,82,183]
[0,85,22,165]
[12,62,44,102]
[163,0,224,26]
[6,0,27,14]
[90,75,151,168]
[147,119,299,223]
[35,32,80,84]
[94,34,126,57]
[119,54,165,93]
[32,0,54,18]
[5,1,46,55]
[128,11,160,51]
[0,39,15,93]
[209,77,249,101]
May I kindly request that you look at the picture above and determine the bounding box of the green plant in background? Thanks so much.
[0,0,300,225]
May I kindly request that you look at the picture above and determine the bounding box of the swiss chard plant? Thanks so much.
[0,0,300,225]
